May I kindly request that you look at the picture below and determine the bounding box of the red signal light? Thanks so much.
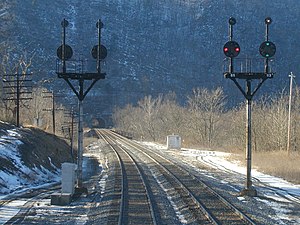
[223,41,240,58]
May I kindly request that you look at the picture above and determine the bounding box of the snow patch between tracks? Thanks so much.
[150,168,188,224]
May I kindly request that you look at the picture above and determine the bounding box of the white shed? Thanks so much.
[61,162,77,195]
[167,135,181,149]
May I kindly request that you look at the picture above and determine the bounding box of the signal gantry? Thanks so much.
[56,18,107,192]
[223,17,276,197]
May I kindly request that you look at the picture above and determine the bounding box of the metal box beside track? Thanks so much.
[61,162,76,195]
[167,135,181,150]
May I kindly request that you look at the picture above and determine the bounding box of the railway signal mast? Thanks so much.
[56,19,107,193]
[223,17,276,197]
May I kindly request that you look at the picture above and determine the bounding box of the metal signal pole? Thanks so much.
[245,80,252,191]
[70,108,75,163]
[223,17,276,197]
[56,19,107,193]
[78,81,84,187]
[16,72,20,126]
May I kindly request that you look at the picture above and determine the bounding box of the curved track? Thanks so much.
[0,184,60,224]
[98,129,256,225]
[97,130,157,225]
[198,153,300,206]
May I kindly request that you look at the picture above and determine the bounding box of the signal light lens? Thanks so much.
[57,44,73,60]
[223,41,240,58]
[259,41,276,58]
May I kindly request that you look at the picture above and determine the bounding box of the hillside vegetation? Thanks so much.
[1,0,300,120]
[113,87,300,183]
[0,122,73,194]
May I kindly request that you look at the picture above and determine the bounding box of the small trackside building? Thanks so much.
[167,135,181,150]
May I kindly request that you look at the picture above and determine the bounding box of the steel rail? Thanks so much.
[2,185,60,224]
[106,130,217,224]
[96,130,124,225]
[97,129,157,225]
[197,153,300,206]
[108,129,257,225]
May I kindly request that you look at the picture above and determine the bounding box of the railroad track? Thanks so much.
[0,184,60,225]
[97,130,157,225]
[196,151,300,206]
[98,129,256,224]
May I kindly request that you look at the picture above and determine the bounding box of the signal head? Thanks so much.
[57,44,73,60]
[259,41,276,58]
[229,17,236,25]
[265,17,272,25]
[61,19,69,28]
[223,41,240,58]
[91,44,108,60]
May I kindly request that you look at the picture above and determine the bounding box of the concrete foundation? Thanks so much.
[240,188,257,197]
[51,193,72,206]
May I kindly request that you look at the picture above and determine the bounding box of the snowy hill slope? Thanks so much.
[0,122,73,194]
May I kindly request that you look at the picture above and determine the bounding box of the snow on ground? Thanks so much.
[0,138,106,225]
[0,128,63,224]
[0,199,28,224]
[0,128,60,195]
[179,147,300,197]
[1,135,299,224]
[141,141,300,224]
[0,180,61,224]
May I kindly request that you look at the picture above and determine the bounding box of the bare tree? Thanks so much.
[1,49,35,125]
[247,91,288,152]
[289,86,300,152]
[137,95,162,141]
[157,92,186,137]
[24,87,49,128]
[187,87,226,147]
[112,104,137,136]
[112,86,300,155]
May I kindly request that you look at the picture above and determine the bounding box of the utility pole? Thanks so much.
[70,108,75,163]
[2,72,33,127]
[287,72,295,154]
[43,91,56,134]
[62,107,76,163]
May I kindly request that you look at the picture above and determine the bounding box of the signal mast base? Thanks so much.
[240,188,257,197]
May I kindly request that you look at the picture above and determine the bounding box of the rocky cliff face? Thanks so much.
[2,0,300,124]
